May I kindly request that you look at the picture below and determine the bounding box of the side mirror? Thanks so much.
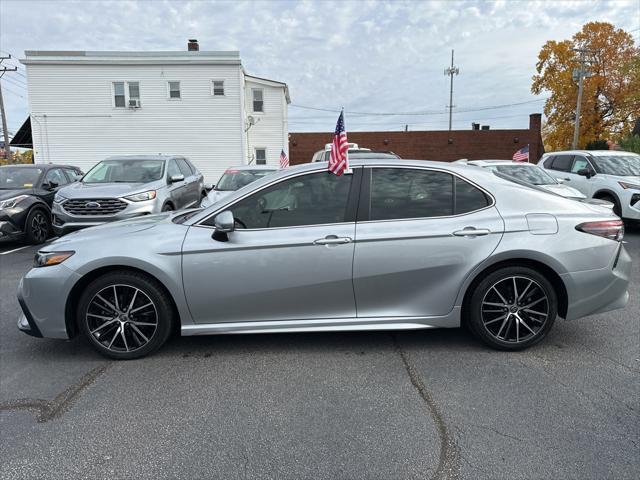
[169,174,185,183]
[45,181,58,190]
[214,210,235,233]
[204,183,215,192]
[577,168,594,179]
[556,178,565,184]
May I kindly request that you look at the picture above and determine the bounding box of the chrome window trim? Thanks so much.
[194,167,361,230]
[362,165,496,223]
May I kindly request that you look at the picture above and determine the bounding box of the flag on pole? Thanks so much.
[279,149,289,168]
[512,145,529,162]
[329,110,349,176]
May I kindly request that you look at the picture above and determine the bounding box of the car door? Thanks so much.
[181,169,360,324]
[166,159,187,209]
[353,167,504,318]
[567,155,597,196]
[177,158,199,207]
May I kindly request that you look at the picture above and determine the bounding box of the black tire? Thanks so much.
[77,270,175,360]
[161,203,174,212]
[466,266,557,350]
[25,208,50,244]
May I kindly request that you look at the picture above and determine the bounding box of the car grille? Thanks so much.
[62,198,127,216]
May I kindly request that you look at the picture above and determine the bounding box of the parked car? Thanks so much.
[52,155,205,235]
[200,165,277,208]
[311,143,368,162]
[539,150,640,220]
[0,164,83,244]
[18,159,630,359]
[462,160,586,200]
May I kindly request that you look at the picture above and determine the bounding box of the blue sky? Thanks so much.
[0,0,638,137]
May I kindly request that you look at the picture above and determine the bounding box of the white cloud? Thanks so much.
[0,0,637,135]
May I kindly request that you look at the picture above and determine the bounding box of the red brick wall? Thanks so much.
[289,114,544,165]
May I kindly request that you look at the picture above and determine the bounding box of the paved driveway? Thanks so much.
[1,227,638,479]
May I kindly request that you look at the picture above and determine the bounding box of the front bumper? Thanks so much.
[16,263,82,339]
[620,191,640,220]
[52,199,157,235]
[562,243,632,320]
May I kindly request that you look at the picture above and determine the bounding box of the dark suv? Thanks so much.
[0,164,83,243]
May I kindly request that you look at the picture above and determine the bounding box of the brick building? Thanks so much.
[289,113,543,165]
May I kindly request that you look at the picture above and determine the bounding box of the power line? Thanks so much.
[2,76,26,90]
[290,98,545,117]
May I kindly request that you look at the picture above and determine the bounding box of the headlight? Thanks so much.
[0,194,29,210]
[33,251,75,268]
[53,193,67,204]
[618,181,640,190]
[124,190,157,202]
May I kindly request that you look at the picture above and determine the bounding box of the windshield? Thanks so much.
[216,169,276,191]
[591,155,640,176]
[83,160,165,184]
[0,166,43,189]
[492,164,558,185]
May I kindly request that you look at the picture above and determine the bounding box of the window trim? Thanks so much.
[167,81,181,100]
[112,80,141,108]
[211,80,225,96]
[252,88,264,113]
[254,147,267,165]
[195,167,363,230]
[357,165,495,224]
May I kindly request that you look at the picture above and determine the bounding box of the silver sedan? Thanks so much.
[18,159,631,359]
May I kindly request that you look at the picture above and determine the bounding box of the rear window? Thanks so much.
[216,169,276,191]
[549,155,573,172]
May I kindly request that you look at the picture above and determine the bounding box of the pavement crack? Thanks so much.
[392,334,460,480]
[0,363,111,423]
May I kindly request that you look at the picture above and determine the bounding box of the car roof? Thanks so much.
[542,150,639,157]
[466,160,536,167]
[223,165,279,171]
[103,155,182,162]
[0,163,80,169]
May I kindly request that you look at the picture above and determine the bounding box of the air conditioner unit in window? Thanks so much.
[128,99,141,108]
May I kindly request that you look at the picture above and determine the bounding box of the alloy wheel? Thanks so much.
[86,284,158,353]
[480,276,549,344]
[31,212,48,243]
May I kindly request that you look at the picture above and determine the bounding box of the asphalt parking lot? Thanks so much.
[1,228,638,480]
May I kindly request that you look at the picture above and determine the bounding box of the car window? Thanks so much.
[176,159,193,177]
[590,155,640,176]
[369,168,454,220]
[209,172,353,229]
[45,168,70,186]
[0,167,43,189]
[549,155,573,172]
[492,165,558,185]
[64,168,83,182]
[83,160,165,183]
[542,156,555,168]
[167,160,182,179]
[216,169,277,191]
[455,177,490,214]
[571,157,590,173]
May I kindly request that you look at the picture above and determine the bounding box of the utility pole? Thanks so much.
[0,55,18,163]
[444,49,460,134]
[571,47,593,150]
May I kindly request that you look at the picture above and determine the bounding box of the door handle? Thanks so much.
[452,228,491,237]
[564,178,571,181]
[313,235,353,245]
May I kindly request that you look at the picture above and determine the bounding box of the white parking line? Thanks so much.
[0,245,30,255]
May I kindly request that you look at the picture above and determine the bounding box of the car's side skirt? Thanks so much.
[181,310,460,336]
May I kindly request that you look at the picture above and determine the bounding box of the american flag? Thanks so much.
[512,145,529,162]
[279,149,289,168]
[329,110,349,176]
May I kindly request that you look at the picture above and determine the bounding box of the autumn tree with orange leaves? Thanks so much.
[532,22,639,151]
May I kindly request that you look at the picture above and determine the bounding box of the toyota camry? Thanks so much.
[17,159,631,359]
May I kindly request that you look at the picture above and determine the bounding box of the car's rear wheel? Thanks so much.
[598,194,622,217]
[77,271,174,359]
[25,208,50,244]
[466,266,557,350]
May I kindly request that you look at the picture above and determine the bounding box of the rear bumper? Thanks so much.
[562,243,631,320]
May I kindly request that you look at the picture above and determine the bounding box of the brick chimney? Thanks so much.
[187,39,199,51]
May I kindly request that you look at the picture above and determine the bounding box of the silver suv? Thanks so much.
[52,155,204,235]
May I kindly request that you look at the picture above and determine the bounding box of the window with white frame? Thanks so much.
[113,81,140,108]
[255,148,267,165]
[212,80,225,96]
[252,89,264,112]
[168,81,181,99]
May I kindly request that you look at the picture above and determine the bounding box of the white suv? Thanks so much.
[539,150,640,220]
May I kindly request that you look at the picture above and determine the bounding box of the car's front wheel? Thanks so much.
[466,266,557,350]
[77,270,175,359]
[25,208,50,244]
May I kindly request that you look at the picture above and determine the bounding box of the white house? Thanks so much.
[21,42,290,182]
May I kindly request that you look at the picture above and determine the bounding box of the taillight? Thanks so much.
[575,220,624,241]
